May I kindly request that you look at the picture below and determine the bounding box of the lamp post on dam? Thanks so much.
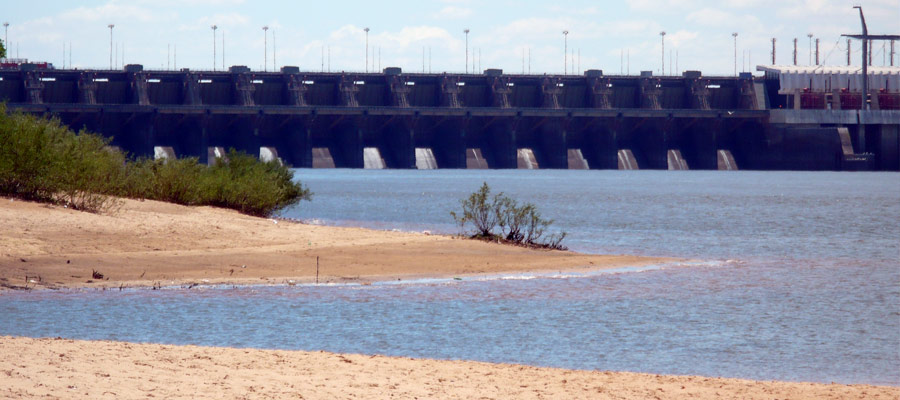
[0,10,897,172]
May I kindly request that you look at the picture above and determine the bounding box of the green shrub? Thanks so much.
[53,128,127,212]
[0,105,122,211]
[451,182,567,250]
[0,105,312,216]
[206,150,312,216]
[450,182,502,237]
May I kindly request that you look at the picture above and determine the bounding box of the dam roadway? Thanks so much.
[1,65,898,171]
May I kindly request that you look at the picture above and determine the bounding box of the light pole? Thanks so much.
[211,25,217,71]
[732,32,738,76]
[363,27,374,72]
[363,27,370,73]
[464,28,470,73]
[108,24,115,70]
[262,26,269,72]
[3,22,8,57]
[807,33,813,65]
[563,30,569,75]
[660,31,666,75]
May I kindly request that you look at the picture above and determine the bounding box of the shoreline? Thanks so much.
[2,259,710,293]
[2,336,896,399]
[1,196,677,291]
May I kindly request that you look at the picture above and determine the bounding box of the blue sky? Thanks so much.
[3,0,899,75]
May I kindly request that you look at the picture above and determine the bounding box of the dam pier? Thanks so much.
[1,64,898,171]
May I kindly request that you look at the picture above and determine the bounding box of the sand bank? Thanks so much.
[1,336,895,399]
[0,197,671,290]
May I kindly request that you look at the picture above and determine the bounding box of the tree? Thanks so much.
[0,39,6,59]
[451,182,567,250]
[450,182,502,237]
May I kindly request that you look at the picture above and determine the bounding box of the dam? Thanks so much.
[1,64,898,171]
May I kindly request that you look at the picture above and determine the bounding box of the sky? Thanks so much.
[2,0,899,76]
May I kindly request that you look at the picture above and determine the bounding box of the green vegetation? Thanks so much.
[0,104,311,216]
[451,182,567,250]
[0,38,6,59]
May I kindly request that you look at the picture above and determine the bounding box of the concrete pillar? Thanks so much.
[434,119,467,169]
[857,124,867,154]
[128,113,156,159]
[587,124,617,169]
[879,124,899,171]
[78,73,98,104]
[24,72,44,104]
[637,121,668,170]
[337,119,364,168]
[198,115,210,165]
[690,119,719,170]
[226,115,262,157]
[538,119,568,169]
[286,119,313,168]
[131,73,150,105]
[386,119,416,169]
[487,119,517,169]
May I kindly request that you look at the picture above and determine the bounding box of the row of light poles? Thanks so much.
[87,23,831,75]
[105,23,275,72]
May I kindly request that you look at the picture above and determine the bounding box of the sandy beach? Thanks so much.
[0,196,670,290]
[1,336,896,399]
[3,197,897,399]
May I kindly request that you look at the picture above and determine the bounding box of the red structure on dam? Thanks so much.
[1,63,898,171]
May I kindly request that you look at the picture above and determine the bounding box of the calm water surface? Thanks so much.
[2,170,898,385]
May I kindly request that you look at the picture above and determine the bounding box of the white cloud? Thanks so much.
[626,0,699,11]
[685,8,764,31]
[137,0,245,5]
[177,13,250,33]
[434,6,473,19]
[59,3,168,24]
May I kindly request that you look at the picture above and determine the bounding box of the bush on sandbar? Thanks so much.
[451,182,567,250]
[0,104,311,216]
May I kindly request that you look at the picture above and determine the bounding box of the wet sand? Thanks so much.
[0,196,670,290]
[1,336,895,400]
[5,198,894,399]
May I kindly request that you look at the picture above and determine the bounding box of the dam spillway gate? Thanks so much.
[1,65,898,171]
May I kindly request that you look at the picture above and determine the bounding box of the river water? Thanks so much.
[2,170,898,385]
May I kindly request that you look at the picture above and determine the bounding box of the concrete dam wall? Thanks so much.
[1,65,897,171]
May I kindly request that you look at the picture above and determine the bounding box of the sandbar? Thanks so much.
[0,196,672,290]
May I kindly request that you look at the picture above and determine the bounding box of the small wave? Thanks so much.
[10,260,739,296]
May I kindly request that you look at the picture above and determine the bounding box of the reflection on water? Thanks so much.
[2,259,897,385]
[2,170,898,385]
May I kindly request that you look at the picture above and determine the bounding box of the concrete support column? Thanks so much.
[662,118,690,170]
[878,124,899,171]
[857,124,867,154]
[198,114,210,164]
[587,123,617,169]
[488,118,517,169]
[338,118,364,168]
[229,115,262,157]
[640,121,669,170]
[539,119,568,169]
[286,118,313,168]
[387,118,416,169]
[130,113,156,159]
[434,118,467,169]
[452,119,468,169]
[691,119,719,170]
